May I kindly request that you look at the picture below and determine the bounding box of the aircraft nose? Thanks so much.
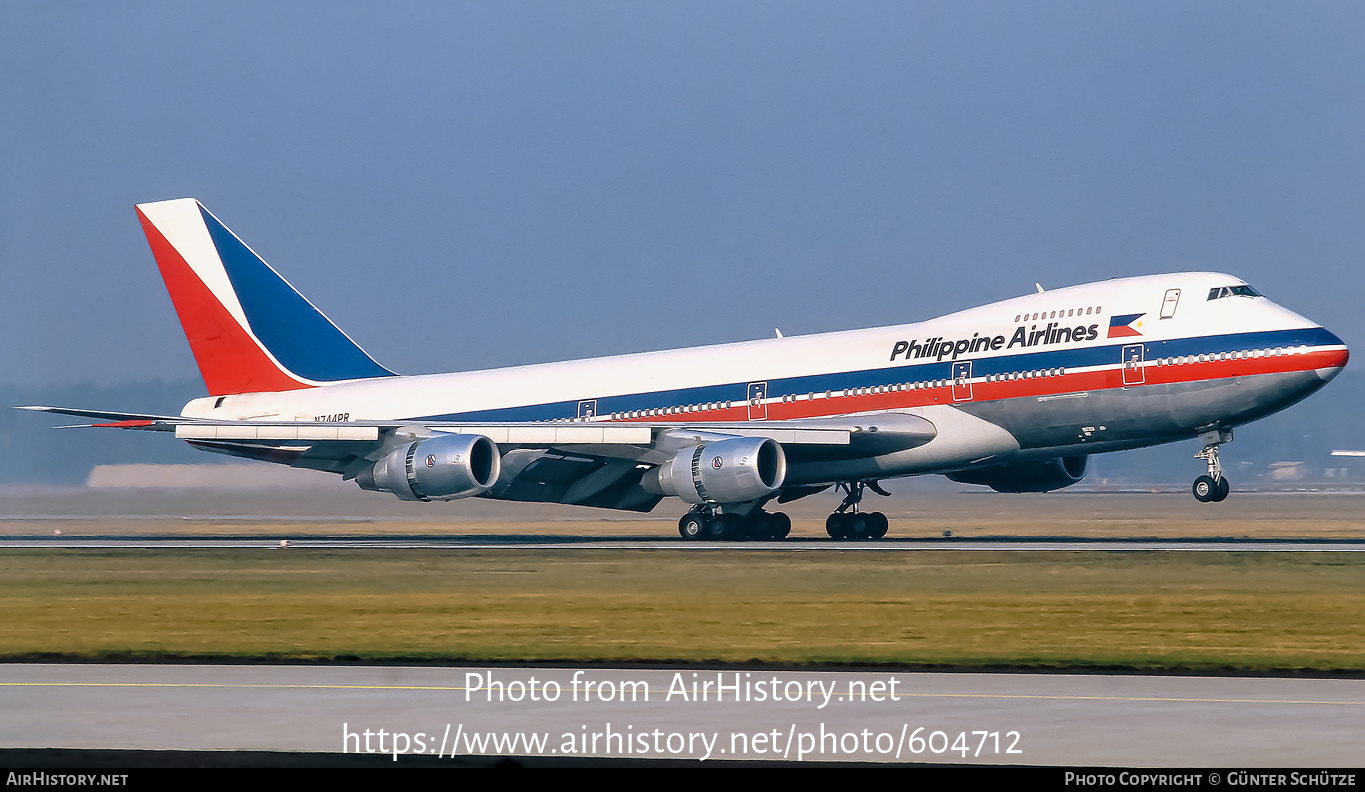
[1315,327,1349,382]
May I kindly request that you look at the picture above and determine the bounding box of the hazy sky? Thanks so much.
[3,2,1361,392]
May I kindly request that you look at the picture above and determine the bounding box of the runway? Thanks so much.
[4,490,1362,767]
[3,534,1365,551]
[1,664,1361,766]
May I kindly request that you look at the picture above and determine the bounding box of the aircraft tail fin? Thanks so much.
[135,199,395,396]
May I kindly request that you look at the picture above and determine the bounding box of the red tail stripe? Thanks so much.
[137,207,310,396]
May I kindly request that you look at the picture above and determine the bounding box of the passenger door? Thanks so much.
[1122,344,1145,386]
[747,382,768,420]
[952,361,973,401]
[1160,289,1180,319]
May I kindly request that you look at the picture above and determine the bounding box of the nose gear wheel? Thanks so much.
[1193,428,1232,503]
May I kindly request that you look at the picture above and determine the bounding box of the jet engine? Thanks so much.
[357,433,501,501]
[946,455,1088,493]
[652,436,787,504]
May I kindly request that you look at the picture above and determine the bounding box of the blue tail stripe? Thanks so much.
[199,207,395,382]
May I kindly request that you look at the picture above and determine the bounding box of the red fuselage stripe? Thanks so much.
[607,348,1347,423]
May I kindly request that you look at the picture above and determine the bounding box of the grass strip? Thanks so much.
[1,549,1362,670]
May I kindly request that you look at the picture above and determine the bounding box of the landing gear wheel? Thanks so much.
[706,513,745,540]
[752,512,789,540]
[824,480,892,540]
[1192,475,1217,503]
[679,513,706,541]
[1193,429,1233,503]
[769,512,791,540]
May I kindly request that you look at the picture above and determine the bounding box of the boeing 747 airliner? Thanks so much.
[23,199,1350,540]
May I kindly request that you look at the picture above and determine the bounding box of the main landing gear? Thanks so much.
[675,479,894,541]
[1192,428,1232,503]
[678,507,791,541]
[824,480,890,540]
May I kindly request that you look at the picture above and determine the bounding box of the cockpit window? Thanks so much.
[1207,285,1262,300]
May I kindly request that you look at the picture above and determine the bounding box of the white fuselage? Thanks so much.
[182,272,1347,489]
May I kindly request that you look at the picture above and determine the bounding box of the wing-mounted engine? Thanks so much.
[357,432,501,501]
[946,455,1088,493]
[649,436,787,504]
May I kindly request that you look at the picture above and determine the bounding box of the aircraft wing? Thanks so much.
[18,405,932,448]
[18,406,936,511]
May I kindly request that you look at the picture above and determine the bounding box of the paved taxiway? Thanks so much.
[2,664,1361,765]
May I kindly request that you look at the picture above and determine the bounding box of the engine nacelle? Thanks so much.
[946,455,1087,493]
[654,436,787,504]
[357,433,501,501]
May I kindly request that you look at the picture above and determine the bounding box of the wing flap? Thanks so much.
[718,427,850,444]
[450,425,653,445]
[174,425,381,441]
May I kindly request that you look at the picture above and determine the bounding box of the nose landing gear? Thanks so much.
[1192,428,1232,503]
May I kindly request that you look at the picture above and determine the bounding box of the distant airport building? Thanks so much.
[87,464,344,490]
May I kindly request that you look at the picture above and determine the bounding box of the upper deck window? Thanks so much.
[1207,285,1262,300]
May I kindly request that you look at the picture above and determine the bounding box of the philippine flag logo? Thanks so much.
[1108,313,1146,338]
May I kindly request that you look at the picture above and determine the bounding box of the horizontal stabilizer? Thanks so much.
[15,405,183,426]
